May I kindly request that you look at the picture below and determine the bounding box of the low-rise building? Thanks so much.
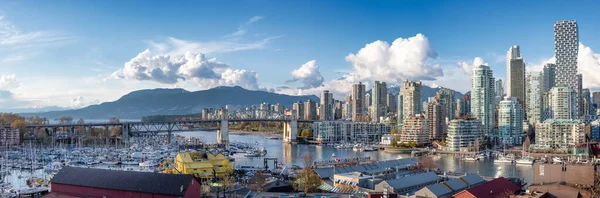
[174,152,231,179]
[453,177,519,198]
[534,119,585,150]
[0,128,19,146]
[313,121,390,143]
[380,134,395,145]
[49,167,202,198]
[375,172,441,194]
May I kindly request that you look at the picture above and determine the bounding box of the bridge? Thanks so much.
[20,110,314,147]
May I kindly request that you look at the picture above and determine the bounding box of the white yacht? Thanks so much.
[515,157,535,165]
[121,160,139,165]
[363,147,378,152]
[552,157,564,163]
[139,161,158,167]
[464,156,479,161]
[244,151,261,157]
[494,155,514,163]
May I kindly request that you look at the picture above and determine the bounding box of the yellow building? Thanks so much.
[174,152,231,179]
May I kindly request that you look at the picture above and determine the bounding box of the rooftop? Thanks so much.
[385,172,440,190]
[50,167,196,196]
[456,177,520,198]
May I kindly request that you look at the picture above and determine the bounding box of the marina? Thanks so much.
[1,130,597,196]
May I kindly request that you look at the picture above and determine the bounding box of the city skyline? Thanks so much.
[1,1,600,110]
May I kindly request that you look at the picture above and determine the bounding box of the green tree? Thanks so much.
[293,153,322,193]
[390,128,398,134]
[301,129,313,138]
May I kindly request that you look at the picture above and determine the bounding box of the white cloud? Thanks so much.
[110,50,259,90]
[0,90,31,108]
[527,57,556,72]
[0,74,20,90]
[287,60,324,89]
[344,34,442,84]
[457,57,488,75]
[0,15,75,48]
[225,16,264,38]
[146,36,282,56]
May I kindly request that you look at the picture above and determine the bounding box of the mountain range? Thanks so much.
[20,85,466,119]
[21,86,319,119]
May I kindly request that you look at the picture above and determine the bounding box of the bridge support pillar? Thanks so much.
[217,120,229,149]
[283,120,298,143]
[122,124,129,142]
[167,131,172,144]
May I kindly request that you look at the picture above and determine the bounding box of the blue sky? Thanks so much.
[1,0,600,109]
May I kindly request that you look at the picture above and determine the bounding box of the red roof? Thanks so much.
[455,177,520,198]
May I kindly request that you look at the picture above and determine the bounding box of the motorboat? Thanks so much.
[464,156,479,161]
[552,157,564,163]
[352,146,364,152]
[515,157,535,165]
[266,136,281,140]
[244,151,261,157]
[363,147,378,152]
[121,160,139,165]
[494,155,514,163]
[139,161,158,167]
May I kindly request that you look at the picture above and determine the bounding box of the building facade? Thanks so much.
[554,20,581,118]
[446,119,483,152]
[352,82,366,121]
[535,119,585,150]
[304,99,317,120]
[427,100,444,140]
[313,121,391,143]
[371,81,388,123]
[437,87,456,123]
[498,97,524,146]
[548,85,576,119]
[526,72,543,124]
[400,80,423,121]
[399,115,430,146]
[320,90,334,120]
[293,101,304,120]
[506,45,526,107]
[0,128,19,146]
[386,93,397,115]
[542,63,557,93]
[471,65,496,138]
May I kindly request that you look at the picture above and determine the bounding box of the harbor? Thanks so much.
[1,130,599,197]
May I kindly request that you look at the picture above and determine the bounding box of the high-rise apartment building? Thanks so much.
[438,87,456,122]
[352,82,366,121]
[554,20,580,117]
[427,99,444,140]
[495,79,504,105]
[320,90,334,120]
[593,92,600,111]
[542,63,557,93]
[304,99,317,120]
[446,118,483,152]
[400,114,430,146]
[400,80,423,121]
[386,93,397,114]
[498,97,523,146]
[471,65,496,138]
[293,101,304,120]
[371,81,388,123]
[397,95,404,126]
[548,85,577,119]
[526,72,543,124]
[506,45,526,106]
[365,93,371,113]
[582,89,593,116]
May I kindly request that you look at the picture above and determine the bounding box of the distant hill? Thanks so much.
[367,84,465,102]
[21,86,319,119]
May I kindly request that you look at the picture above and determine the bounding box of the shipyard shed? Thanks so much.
[48,167,202,198]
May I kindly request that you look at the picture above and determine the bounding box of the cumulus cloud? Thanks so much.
[287,60,324,89]
[0,90,31,108]
[110,50,260,90]
[344,34,442,84]
[457,57,488,75]
[0,74,20,90]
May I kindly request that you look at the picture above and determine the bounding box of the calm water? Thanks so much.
[178,131,534,184]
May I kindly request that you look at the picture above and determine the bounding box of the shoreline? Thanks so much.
[229,130,282,136]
